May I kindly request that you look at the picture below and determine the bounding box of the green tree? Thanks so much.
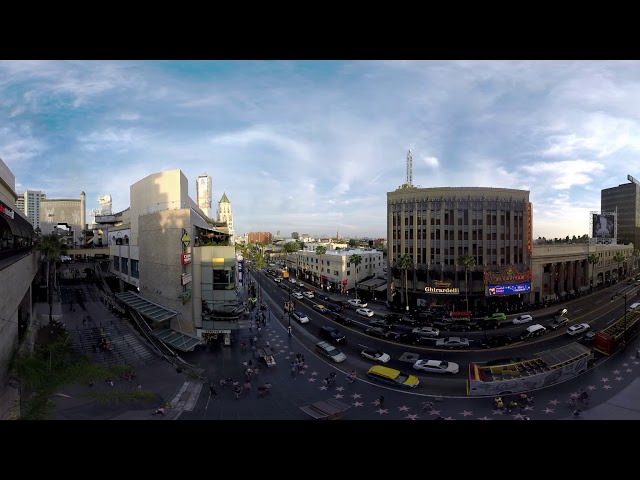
[283,242,299,253]
[315,245,327,288]
[36,233,68,324]
[458,252,476,312]
[397,254,414,312]
[613,252,626,279]
[253,251,267,303]
[348,239,359,248]
[588,253,599,288]
[349,253,362,300]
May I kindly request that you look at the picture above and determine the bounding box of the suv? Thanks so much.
[315,341,346,362]
[319,325,346,343]
[548,316,569,330]
[333,313,352,326]
[520,324,547,340]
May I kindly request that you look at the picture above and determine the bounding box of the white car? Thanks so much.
[289,278,297,284]
[512,314,533,325]
[348,299,367,308]
[356,308,374,317]
[567,323,590,336]
[292,311,309,324]
[360,348,390,363]
[413,359,460,375]
[292,292,304,300]
[302,291,314,299]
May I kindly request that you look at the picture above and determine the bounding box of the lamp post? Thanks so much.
[287,287,292,337]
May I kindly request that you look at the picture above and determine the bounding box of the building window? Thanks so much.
[121,257,128,274]
[113,256,119,271]
[131,259,140,278]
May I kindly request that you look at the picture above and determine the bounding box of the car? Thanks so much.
[382,313,405,323]
[274,277,282,283]
[554,308,568,318]
[484,312,507,322]
[369,318,392,329]
[348,299,367,308]
[292,311,309,324]
[520,324,547,339]
[435,337,470,349]
[292,292,304,299]
[365,327,387,338]
[289,278,297,284]
[548,316,569,330]
[325,303,343,312]
[365,365,419,389]
[567,323,590,336]
[312,304,329,313]
[317,294,331,301]
[302,291,314,299]
[315,341,346,363]
[333,313,352,325]
[279,282,288,290]
[583,329,598,343]
[319,325,346,343]
[411,326,440,338]
[445,322,472,332]
[356,308,374,317]
[340,300,351,309]
[384,330,407,341]
[360,348,391,363]
[512,314,533,325]
[480,335,513,348]
[413,359,460,375]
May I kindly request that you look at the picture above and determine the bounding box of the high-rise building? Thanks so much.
[217,192,234,242]
[291,232,299,239]
[601,175,640,248]
[196,173,212,219]
[16,190,46,230]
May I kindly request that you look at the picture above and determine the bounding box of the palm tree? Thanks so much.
[315,245,327,289]
[397,254,414,312]
[613,252,626,280]
[588,253,599,289]
[458,252,476,312]
[349,253,362,300]
[36,233,68,324]
[253,251,267,303]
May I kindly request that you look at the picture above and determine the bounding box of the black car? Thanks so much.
[443,322,472,332]
[369,319,393,329]
[365,327,387,339]
[582,330,598,343]
[318,294,331,302]
[326,303,343,312]
[333,313,352,325]
[384,330,407,341]
[319,325,346,344]
[473,319,500,330]
[554,308,568,318]
[548,316,569,330]
[480,335,513,349]
[382,313,405,323]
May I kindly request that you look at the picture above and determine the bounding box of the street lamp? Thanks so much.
[611,292,629,348]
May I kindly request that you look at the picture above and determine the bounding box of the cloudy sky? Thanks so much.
[0,60,637,239]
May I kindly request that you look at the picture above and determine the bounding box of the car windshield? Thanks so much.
[395,373,409,383]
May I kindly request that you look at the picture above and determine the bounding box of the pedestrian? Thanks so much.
[257,326,262,335]
[573,409,582,417]
[209,385,217,396]
[378,395,385,407]
[253,336,257,345]
[421,401,433,412]
[249,322,253,333]
[82,317,87,326]
[253,366,259,376]
[152,407,166,416]
[137,384,142,391]
[636,347,640,360]
[243,380,251,392]
[234,384,242,399]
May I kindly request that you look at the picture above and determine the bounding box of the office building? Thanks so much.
[16,190,46,230]
[601,175,640,248]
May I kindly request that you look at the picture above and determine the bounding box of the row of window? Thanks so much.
[112,256,139,278]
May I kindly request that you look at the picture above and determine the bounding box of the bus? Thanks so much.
[593,309,640,356]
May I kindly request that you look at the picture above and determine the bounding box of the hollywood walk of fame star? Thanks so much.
[351,393,362,399]
[459,410,474,417]
[375,408,389,415]
[543,408,555,414]
[334,393,344,399]
[405,414,419,420]
[603,384,612,390]
[352,401,364,407]
[397,406,410,411]
[307,378,317,382]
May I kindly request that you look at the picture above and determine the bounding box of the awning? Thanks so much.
[374,284,388,292]
[14,213,34,238]
[115,291,178,324]
[0,214,24,237]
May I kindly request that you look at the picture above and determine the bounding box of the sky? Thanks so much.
[0,60,637,240]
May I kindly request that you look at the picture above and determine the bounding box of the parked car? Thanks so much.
[348,299,367,308]
[356,308,374,317]
[319,325,345,343]
[480,335,513,348]
[311,304,329,314]
[302,291,314,299]
[292,311,309,324]
[365,365,419,389]
[326,303,343,312]
[360,348,390,363]
[292,292,304,300]
[435,337,471,349]
[512,314,533,325]
[566,323,590,336]
[548,316,569,330]
[333,313,352,325]
[315,341,346,363]
[412,359,459,375]
[554,308,568,318]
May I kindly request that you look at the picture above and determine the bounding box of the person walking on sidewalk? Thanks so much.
[378,395,385,407]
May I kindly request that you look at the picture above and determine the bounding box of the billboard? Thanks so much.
[592,213,615,238]
[196,176,211,210]
[487,282,531,296]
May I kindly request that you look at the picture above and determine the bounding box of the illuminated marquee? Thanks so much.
[487,282,531,296]
[425,286,460,295]
[527,203,532,254]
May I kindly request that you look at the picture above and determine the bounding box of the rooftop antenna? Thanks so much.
[406,150,413,186]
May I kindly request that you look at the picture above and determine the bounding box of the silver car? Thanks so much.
[435,337,470,349]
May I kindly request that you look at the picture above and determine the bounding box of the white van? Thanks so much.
[520,324,547,340]
[627,302,640,312]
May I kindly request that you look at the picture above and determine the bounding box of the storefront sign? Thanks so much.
[181,229,191,248]
[487,282,531,296]
[425,286,460,294]
[201,329,230,334]
[484,266,532,285]
[0,201,15,219]
[181,253,192,265]
[181,273,192,285]
[181,289,192,304]
[527,203,532,254]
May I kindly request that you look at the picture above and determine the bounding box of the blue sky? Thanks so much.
[0,60,637,240]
